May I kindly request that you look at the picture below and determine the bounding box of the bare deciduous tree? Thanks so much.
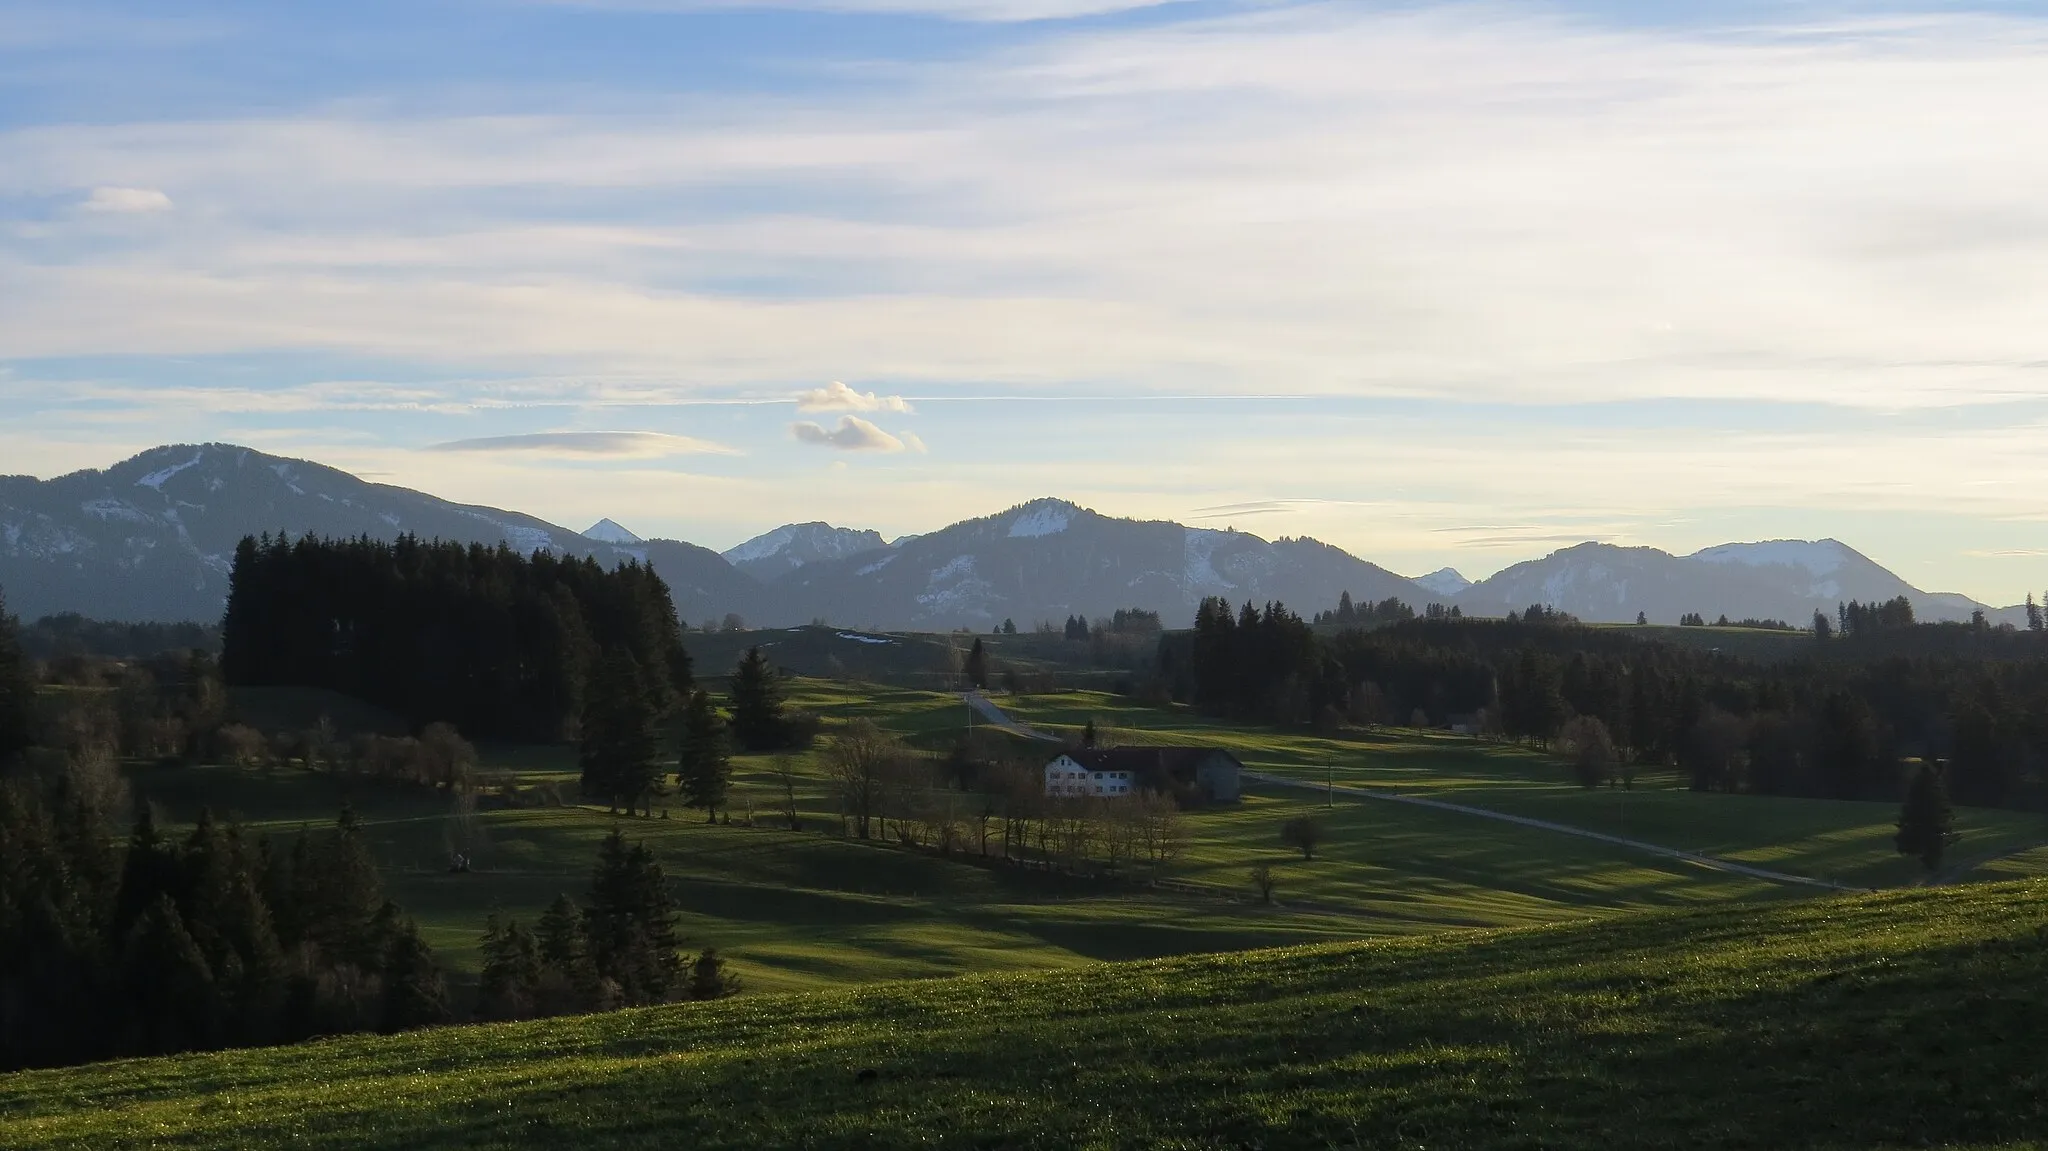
[823,719,899,840]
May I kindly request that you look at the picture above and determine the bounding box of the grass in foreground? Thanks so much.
[3,881,2043,1150]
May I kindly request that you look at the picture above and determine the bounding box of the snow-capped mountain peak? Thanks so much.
[583,518,643,544]
[722,521,889,581]
[1688,539,1853,578]
[1412,567,1471,596]
[1007,500,1075,539]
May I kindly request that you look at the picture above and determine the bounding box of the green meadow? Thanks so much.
[4,880,2042,1150]
[998,689,2048,888]
[111,678,2042,1006]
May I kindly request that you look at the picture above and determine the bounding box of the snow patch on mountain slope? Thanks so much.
[856,552,899,576]
[82,498,152,524]
[136,450,205,491]
[837,632,897,645]
[1691,540,1848,578]
[916,554,994,613]
[1183,529,1233,593]
[1008,504,1071,538]
[725,526,796,564]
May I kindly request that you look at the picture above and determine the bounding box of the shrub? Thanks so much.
[1279,815,1326,860]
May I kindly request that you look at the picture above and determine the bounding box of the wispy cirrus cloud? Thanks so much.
[790,415,913,451]
[794,381,914,413]
[422,431,738,457]
[530,0,1187,24]
[79,186,172,213]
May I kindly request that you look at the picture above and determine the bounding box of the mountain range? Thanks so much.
[0,443,2025,631]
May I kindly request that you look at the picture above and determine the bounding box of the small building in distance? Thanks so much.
[1042,747,1243,805]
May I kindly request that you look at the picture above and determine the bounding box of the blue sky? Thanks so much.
[4,0,2048,602]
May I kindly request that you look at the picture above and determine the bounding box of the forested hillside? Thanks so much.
[221,535,692,741]
[1164,601,2048,810]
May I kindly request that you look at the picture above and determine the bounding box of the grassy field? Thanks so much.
[999,690,2048,888]
[120,678,2040,1003]
[4,880,2042,1149]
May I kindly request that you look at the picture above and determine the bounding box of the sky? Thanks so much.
[4,0,2048,604]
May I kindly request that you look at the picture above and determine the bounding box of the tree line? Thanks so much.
[1162,606,2048,810]
[1,771,447,1071]
[221,534,692,742]
[579,644,816,818]
[476,828,736,1021]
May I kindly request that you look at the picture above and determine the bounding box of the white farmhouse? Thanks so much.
[1040,747,1243,804]
[1043,752,1138,798]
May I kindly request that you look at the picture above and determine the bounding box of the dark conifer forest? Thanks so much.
[1165,598,2048,809]
[220,534,692,741]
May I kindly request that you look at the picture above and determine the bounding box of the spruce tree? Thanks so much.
[378,913,449,1033]
[119,894,219,1055]
[533,893,604,1015]
[728,647,788,752]
[1895,760,1959,872]
[477,915,543,1021]
[580,649,664,814]
[964,638,989,690]
[0,586,32,766]
[299,807,386,969]
[686,947,740,1001]
[115,808,187,937]
[582,830,682,1005]
[2029,594,2043,633]
[181,814,284,1041]
[676,690,731,822]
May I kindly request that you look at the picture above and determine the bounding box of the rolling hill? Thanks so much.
[3,881,2040,1149]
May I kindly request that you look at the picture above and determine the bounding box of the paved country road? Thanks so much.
[1244,770,1862,892]
[962,691,1063,742]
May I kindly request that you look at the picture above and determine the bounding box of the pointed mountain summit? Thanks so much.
[774,497,1428,629]
[723,522,890,582]
[1412,567,1471,596]
[583,518,643,544]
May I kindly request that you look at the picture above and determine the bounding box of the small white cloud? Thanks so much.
[80,186,173,214]
[422,431,738,457]
[795,381,913,414]
[899,430,929,454]
[790,416,908,452]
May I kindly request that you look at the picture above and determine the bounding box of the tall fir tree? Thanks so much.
[676,690,731,822]
[728,647,788,752]
[378,912,449,1033]
[180,814,284,1041]
[119,895,220,1056]
[964,638,989,690]
[296,807,387,969]
[533,892,606,1015]
[2028,594,2043,633]
[476,915,543,1021]
[582,830,682,1005]
[579,649,664,815]
[1895,760,1959,872]
[0,587,32,766]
